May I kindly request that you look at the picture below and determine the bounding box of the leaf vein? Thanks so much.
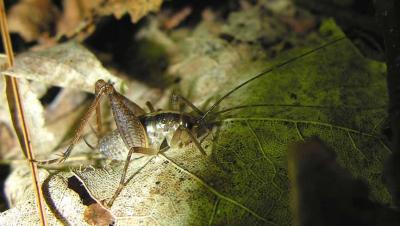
[347,132,367,159]
[246,121,282,193]
[221,117,381,138]
[159,154,274,224]
[208,198,220,226]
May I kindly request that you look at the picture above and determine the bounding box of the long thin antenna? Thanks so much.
[200,37,347,121]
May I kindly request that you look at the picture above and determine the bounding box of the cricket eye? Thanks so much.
[95,79,107,91]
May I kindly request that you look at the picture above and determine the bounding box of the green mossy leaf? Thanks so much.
[74,19,389,226]
[168,19,390,225]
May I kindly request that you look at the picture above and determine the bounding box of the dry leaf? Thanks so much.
[44,89,88,123]
[0,42,124,159]
[16,80,55,155]
[73,147,225,225]
[97,0,163,23]
[3,42,122,93]
[4,166,49,208]
[0,122,16,159]
[1,167,89,225]
[163,6,192,30]
[7,0,59,42]
[57,0,163,39]
[6,0,164,42]
[0,75,54,158]
[84,203,115,226]
[56,0,99,39]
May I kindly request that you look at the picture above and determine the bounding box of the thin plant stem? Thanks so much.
[0,1,48,225]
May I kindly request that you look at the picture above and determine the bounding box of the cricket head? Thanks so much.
[95,79,115,95]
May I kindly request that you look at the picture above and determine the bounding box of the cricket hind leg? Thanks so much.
[106,147,150,208]
[105,145,169,208]
[106,92,174,207]
[106,145,164,208]
[105,90,153,207]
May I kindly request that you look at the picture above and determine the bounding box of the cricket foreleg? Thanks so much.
[94,82,104,136]
[171,126,206,155]
[199,128,213,144]
[36,88,107,165]
[146,101,155,113]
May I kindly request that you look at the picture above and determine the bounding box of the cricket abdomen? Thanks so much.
[140,111,195,149]
[99,111,196,160]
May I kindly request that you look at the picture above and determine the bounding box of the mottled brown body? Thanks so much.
[99,111,199,160]
[36,79,208,207]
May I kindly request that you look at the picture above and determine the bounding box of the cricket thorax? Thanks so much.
[140,111,196,149]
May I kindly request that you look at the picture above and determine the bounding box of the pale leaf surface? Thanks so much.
[1,167,88,225]
[3,42,122,93]
[0,78,54,157]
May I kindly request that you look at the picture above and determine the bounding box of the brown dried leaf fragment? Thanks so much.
[57,0,163,39]
[7,0,60,42]
[7,0,163,42]
[163,6,192,30]
[84,203,115,226]
[100,0,163,23]
[56,0,99,39]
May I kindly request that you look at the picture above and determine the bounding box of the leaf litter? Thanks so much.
[8,0,164,43]
[0,0,393,225]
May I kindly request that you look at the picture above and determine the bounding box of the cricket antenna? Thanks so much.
[200,36,347,121]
